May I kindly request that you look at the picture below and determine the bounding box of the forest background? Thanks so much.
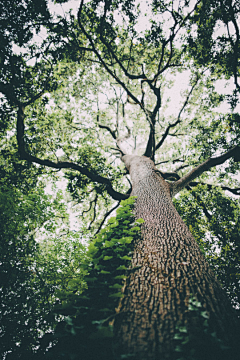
[0,0,240,359]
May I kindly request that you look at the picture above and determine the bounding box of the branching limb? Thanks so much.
[171,146,240,196]
[81,193,97,216]
[17,106,128,201]
[174,164,190,172]
[156,170,180,181]
[97,1,148,82]
[153,0,201,82]
[77,1,146,111]
[97,115,117,140]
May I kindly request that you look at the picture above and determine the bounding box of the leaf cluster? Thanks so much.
[37,197,144,360]
[173,297,237,360]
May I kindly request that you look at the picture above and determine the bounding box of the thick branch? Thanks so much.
[17,106,128,201]
[144,127,155,159]
[98,123,117,139]
[171,146,240,196]
[116,126,131,155]
[143,86,162,160]
[156,170,180,181]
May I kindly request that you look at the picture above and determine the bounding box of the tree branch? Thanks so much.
[116,126,131,155]
[155,73,200,151]
[77,1,145,111]
[97,115,117,139]
[16,106,128,201]
[156,170,180,181]
[155,157,185,166]
[187,181,240,196]
[99,4,145,82]
[186,186,212,220]
[94,201,121,235]
[171,146,240,196]
[153,0,201,82]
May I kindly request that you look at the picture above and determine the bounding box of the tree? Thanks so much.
[1,0,240,359]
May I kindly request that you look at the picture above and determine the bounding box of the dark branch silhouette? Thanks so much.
[186,186,212,220]
[187,181,240,196]
[171,146,240,196]
[95,201,121,235]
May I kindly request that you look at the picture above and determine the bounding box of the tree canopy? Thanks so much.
[0,0,240,359]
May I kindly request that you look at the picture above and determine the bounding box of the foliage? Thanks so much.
[0,0,240,358]
[0,135,87,359]
[0,152,54,359]
[173,297,237,360]
[37,197,143,360]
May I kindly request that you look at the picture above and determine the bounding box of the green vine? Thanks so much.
[42,196,143,360]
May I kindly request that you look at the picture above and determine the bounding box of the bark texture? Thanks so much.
[115,155,237,359]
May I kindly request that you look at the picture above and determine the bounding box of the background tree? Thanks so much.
[0,0,240,359]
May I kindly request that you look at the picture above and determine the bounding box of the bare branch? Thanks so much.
[143,127,155,159]
[155,157,185,166]
[81,193,97,216]
[171,146,240,196]
[98,123,117,139]
[156,170,180,181]
[94,201,121,235]
[155,73,200,151]
[174,164,190,172]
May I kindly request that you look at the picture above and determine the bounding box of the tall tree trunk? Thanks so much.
[115,155,238,360]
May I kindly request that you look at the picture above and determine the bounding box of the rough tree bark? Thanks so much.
[115,155,238,360]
